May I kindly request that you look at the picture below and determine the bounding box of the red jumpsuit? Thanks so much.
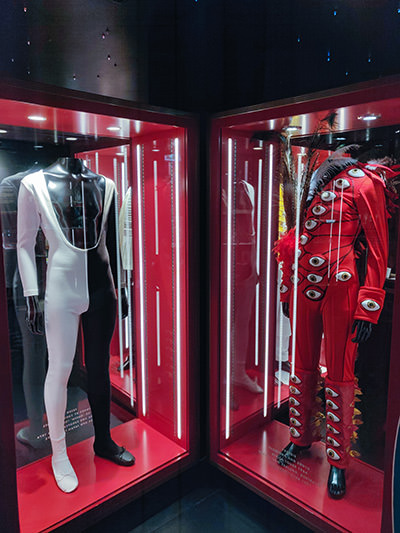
[279,163,388,468]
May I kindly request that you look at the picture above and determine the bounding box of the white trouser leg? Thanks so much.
[44,307,80,493]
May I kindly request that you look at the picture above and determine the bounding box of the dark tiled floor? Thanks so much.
[84,462,312,533]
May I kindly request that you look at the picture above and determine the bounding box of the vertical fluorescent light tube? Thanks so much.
[136,144,147,416]
[174,138,182,440]
[290,155,302,377]
[153,160,160,255]
[113,157,124,377]
[95,151,99,174]
[277,279,284,408]
[127,269,134,406]
[263,144,274,417]
[255,158,263,366]
[225,138,233,439]
[156,288,161,366]
[121,160,127,199]
[123,146,128,192]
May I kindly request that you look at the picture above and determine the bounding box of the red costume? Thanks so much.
[279,162,389,469]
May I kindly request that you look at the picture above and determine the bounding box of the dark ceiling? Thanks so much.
[1,0,400,112]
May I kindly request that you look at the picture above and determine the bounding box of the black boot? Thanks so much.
[327,465,346,498]
[277,442,311,467]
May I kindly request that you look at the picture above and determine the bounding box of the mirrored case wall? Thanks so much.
[0,81,198,533]
[210,77,400,533]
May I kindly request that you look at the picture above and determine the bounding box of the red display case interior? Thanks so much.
[0,89,195,532]
[210,79,400,533]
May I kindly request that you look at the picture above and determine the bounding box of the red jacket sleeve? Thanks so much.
[353,174,388,324]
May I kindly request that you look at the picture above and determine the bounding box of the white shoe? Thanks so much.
[51,455,78,493]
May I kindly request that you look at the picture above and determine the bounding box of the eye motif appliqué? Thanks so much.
[307,273,323,283]
[327,448,341,461]
[348,168,365,178]
[305,219,318,230]
[361,299,380,312]
[312,205,327,216]
[336,271,352,282]
[309,256,325,267]
[290,427,301,438]
[334,178,350,190]
[327,412,340,423]
[306,289,322,300]
[321,191,336,202]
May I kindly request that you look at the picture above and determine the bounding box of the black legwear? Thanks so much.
[81,286,118,454]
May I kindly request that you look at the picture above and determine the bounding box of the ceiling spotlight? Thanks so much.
[33,145,44,149]
[0,129,8,134]
[253,140,263,150]
[28,115,46,122]
[152,140,160,152]
[66,136,78,141]
[335,137,347,141]
[358,113,380,121]
[107,126,121,131]
[116,152,124,156]
[395,130,400,134]
[284,125,302,133]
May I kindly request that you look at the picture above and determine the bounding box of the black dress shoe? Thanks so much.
[277,442,311,467]
[94,445,135,466]
[327,465,346,498]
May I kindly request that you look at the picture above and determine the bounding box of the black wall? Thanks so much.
[1,0,400,112]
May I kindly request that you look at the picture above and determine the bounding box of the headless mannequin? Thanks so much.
[18,158,133,494]
[279,301,373,498]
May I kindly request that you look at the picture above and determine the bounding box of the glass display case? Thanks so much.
[0,79,199,532]
[209,76,400,533]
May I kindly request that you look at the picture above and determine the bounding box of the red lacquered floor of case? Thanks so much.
[221,420,383,533]
[17,419,186,533]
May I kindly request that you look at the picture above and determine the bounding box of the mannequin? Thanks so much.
[232,179,262,394]
[0,168,47,448]
[17,157,134,493]
[276,161,389,498]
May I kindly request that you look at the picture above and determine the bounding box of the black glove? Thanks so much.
[351,319,372,344]
[282,301,290,319]
[25,295,44,335]
[121,287,129,319]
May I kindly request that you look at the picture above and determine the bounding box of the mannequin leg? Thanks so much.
[44,306,80,493]
[278,293,323,466]
[14,300,47,447]
[82,289,134,466]
[322,278,359,498]
[232,273,261,393]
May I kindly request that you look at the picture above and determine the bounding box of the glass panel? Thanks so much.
[0,97,188,476]
[133,131,187,445]
[218,99,400,530]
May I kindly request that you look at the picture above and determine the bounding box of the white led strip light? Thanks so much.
[136,144,147,416]
[290,153,303,377]
[174,138,182,440]
[225,138,233,439]
[113,157,124,378]
[263,144,274,417]
[254,158,263,366]
[153,160,160,255]
[156,288,161,367]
